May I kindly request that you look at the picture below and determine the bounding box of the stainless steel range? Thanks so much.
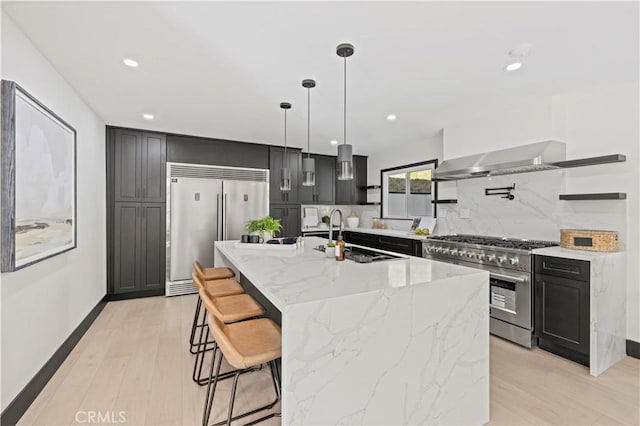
[422,235,558,348]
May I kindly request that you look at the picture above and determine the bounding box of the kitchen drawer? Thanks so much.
[378,235,414,256]
[535,255,590,282]
[345,231,379,248]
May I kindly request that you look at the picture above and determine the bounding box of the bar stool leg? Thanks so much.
[203,349,223,426]
[209,360,282,426]
[226,371,242,426]
[189,297,203,354]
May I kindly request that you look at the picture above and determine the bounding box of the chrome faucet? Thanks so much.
[328,208,344,244]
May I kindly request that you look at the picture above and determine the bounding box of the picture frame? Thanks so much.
[1,80,77,272]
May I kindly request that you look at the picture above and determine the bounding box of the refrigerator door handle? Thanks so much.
[216,193,221,240]
[224,193,228,240]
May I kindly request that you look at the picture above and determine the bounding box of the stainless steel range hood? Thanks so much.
[433,140,566,181]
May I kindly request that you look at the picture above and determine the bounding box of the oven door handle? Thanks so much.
[489,272,526,284]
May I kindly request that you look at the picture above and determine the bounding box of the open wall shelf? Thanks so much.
[431,199,458,204]
[559,193,627,201]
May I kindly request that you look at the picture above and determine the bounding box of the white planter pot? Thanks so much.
[251,230,272,243]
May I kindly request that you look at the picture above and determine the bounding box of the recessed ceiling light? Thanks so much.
[504,62,522,72]
[387,114,397,121]
[123,58,139,68]
[330,140,338,145]
[143,113,154,120]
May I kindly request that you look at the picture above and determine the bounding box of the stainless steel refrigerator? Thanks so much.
[165,163,269,296]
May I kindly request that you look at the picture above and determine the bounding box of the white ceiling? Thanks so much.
[2,1,638,155]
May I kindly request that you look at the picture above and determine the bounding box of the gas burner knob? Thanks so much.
[466,251,476,258]
[497,256,507,264]
[509,257,519,265]
[458,250,466,257]
[487,254,496,262]
[441,247,450,255]
[476,253,485,260]
[450,249,458,256]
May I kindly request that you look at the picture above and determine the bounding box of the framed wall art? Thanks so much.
[1,80,77,272]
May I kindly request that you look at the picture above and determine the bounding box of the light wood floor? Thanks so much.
[17,295,639,425]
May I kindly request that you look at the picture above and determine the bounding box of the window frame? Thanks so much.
[380,159,438,220]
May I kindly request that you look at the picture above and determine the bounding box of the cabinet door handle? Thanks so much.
[136,188,139,198]
[142,188,146,198]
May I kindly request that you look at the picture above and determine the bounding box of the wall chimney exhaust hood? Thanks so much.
[433,140,567,181]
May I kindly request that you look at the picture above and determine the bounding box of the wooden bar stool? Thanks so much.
[192,273,265,386]
[200,302,281,426]
[189,262,236,354]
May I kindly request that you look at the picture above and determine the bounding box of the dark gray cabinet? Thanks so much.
[301,154,335,204]
[113,203,141,292]
[270,204,301,238]
[114,129,166,203]
[335,155,367,205]
[108,127,167,297]
[269,147,301,204]
[343,231,422,257]
[113,203,166,294]
[535,255,590,366]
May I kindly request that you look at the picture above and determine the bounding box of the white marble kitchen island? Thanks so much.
[214,237,489,425]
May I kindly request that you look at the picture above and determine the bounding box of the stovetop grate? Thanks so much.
[426,234,558,251]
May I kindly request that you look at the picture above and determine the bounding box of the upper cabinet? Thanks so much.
[113,128,166,203]
[269,146,301,204]
[301,154,335,204]
[335,155,367,205]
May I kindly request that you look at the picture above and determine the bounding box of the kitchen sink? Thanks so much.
[314,245,403,263]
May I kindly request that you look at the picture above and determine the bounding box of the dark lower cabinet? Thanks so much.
[140,204,166,290]
[113,202,165,294]
[343,231,422,257]
[270,204,301,238]
[535,255,590,366]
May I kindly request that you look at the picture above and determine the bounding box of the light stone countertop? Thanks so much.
[215,236,486,311]
[532,246,622,261]
[215,236,490,425]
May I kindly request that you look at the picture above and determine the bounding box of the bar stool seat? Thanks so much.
[194,261,235,281]
[189,272,244,357]
[212,316,281,369]
[206,294,264,324]
[202,277,244,298]
[202,312,281,426]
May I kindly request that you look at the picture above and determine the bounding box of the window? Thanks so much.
[381,159,438,219]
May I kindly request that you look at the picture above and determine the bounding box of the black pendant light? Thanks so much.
[280,102,292,191]
[336,43,354,181]
[302,79,316,186]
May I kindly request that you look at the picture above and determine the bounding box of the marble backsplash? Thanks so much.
[301,168,627,249]
[435,169,628,249]
[435,170,565,241]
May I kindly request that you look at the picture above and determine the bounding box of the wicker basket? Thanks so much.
[560,229,618,252]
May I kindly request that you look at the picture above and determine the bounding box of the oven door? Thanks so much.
[484,264,532,330]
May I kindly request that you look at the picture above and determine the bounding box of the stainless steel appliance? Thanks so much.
[433,140,566,181]
[422,235,558,347]
[166,163,269,296]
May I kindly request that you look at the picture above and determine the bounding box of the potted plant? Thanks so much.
[245,216,282,242]
[325,241,336,257]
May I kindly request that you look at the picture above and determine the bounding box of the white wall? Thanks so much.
[0,12,106,411]
[552,82,639,342]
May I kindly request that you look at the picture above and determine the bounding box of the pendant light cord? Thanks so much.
[283,108,287,162]
[343,55,347,146]
[307,87,311,159]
